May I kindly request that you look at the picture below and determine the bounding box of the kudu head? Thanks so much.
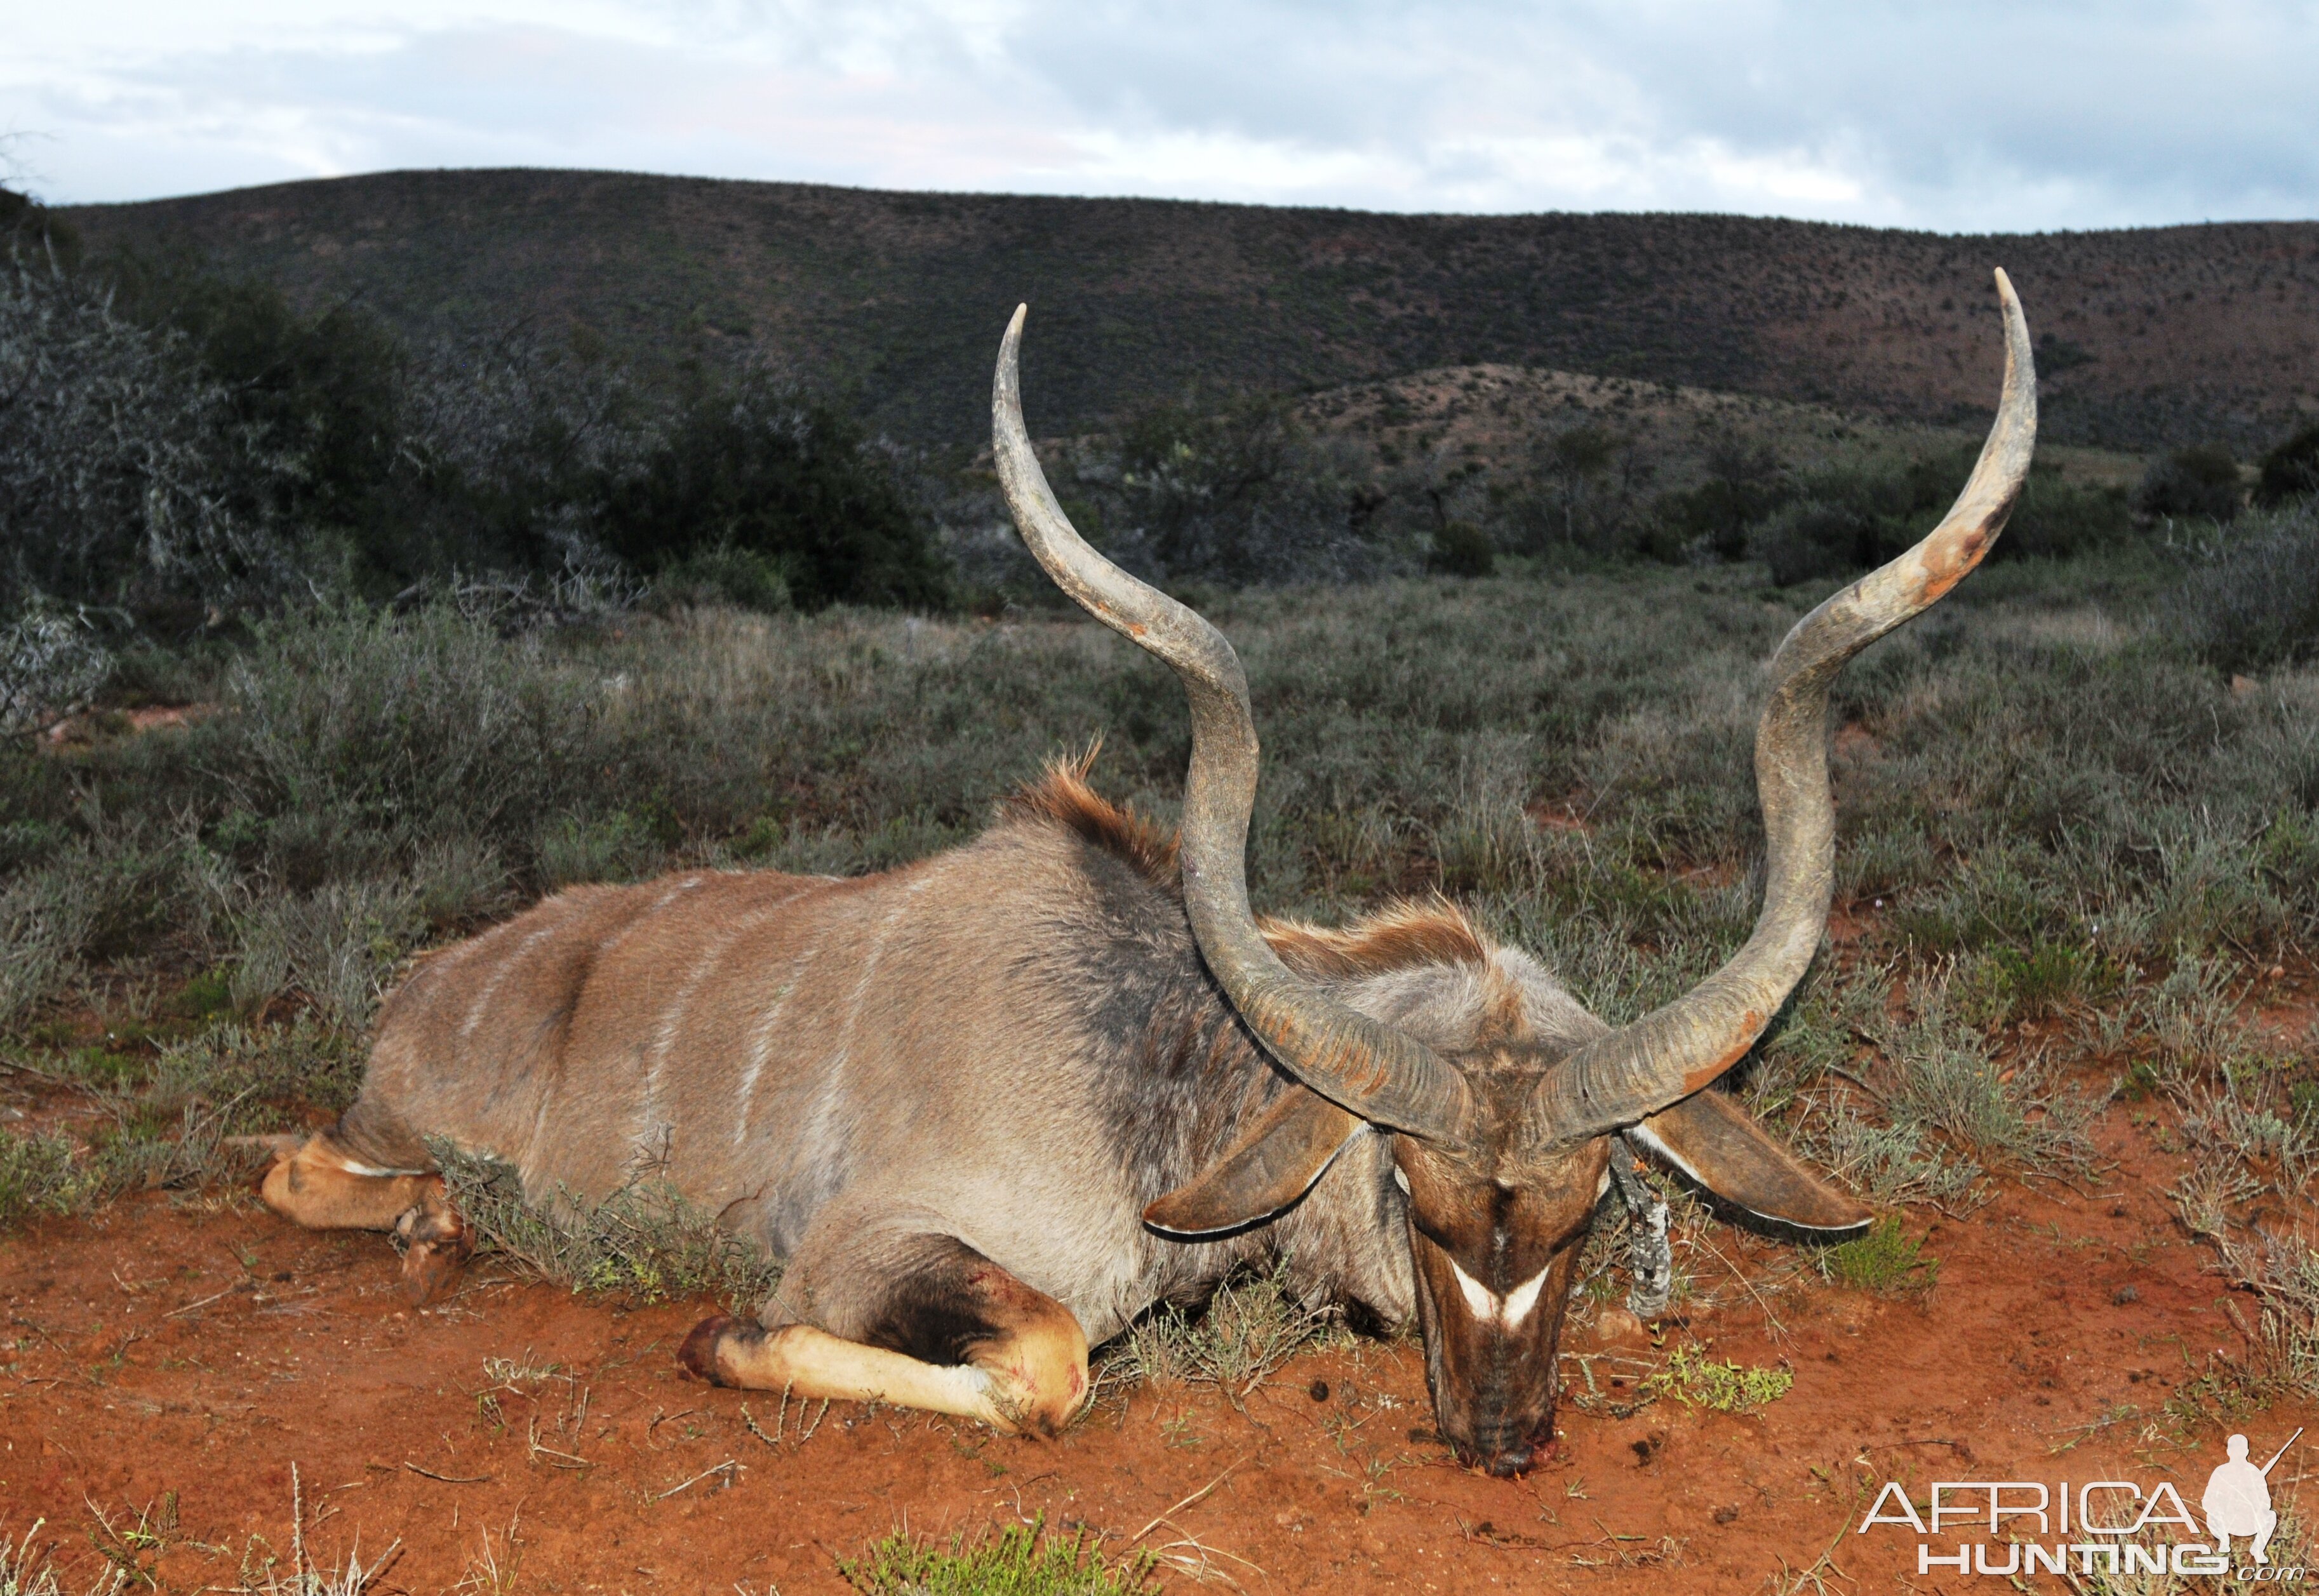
[992,275,2038,1475]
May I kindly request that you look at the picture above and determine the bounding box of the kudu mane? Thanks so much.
[1012,752,1495,983]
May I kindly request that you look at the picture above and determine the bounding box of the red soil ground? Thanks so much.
[5,1096,2311,1595]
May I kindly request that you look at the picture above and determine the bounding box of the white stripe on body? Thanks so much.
[798,879,930,1155]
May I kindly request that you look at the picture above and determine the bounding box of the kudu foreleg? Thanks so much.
[679,1235,1090,1436]
[258,1134,471,1306]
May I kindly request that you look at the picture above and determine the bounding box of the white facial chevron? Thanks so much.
[1448,1258,1554,1329]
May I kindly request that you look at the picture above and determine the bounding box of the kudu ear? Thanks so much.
[1144,1089,1364,1238]
[1628,1090,1872,1234]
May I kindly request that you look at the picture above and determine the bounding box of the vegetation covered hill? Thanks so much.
[60,169,2319,451]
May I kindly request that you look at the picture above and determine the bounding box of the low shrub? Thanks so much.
[1427,520,1495,577]
[1998,470,2134,560]
[431,1140,784,1307]
[2164,498,2319,672]
[2256,423,2319,509]
[1748,497,1883,587]
[0,1129,104,1230]
[2136,443,2243,523]
[1819,1216,1939,1294]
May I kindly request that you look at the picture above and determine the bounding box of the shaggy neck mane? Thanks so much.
[1005,755,1493,980]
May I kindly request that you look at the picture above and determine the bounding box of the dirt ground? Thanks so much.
[5,1097,2311,1596]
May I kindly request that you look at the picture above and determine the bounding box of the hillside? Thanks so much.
[58,168,2319,451]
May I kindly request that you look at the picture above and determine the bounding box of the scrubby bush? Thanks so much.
[0,601,110,735]
[2137,444,2243,523]
[1748,497,1875,586]
[1427,520,1495,576]
[2164,498,2319,672]
[104,248,404,549]
[2256,424,2319,509]
[651,543,794,612]
[1744,449,1970,586]
[220,601,601,871]
[1728,446,2135,585]
[0,254,306,615]
[1998,469,2134,560]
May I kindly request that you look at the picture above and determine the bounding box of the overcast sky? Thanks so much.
[4,1,2315,230]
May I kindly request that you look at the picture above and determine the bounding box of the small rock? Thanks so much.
[1308,1380,1330,1402]
[1593,1308,1648,1345]
[2113,1284,2140,1305]
[1713,1504,1741,1526]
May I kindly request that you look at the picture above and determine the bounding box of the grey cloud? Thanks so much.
[3,0,2312,228]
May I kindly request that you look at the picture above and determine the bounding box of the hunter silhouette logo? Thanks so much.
[2205,1428,2301,1566]
[1854,1426,2308,1579]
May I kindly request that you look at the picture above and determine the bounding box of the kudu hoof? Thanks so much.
[399,1241,467,1306]
[394,1204,472,1307]
[254,1145,294,1203]
[678,1315,749,1385]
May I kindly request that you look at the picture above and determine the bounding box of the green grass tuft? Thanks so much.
[1818,1216,1939,1295]
[1642,1347,1793,1414]
[839,1520,1154,1596]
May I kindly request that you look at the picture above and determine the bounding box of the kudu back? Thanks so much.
[263,276,2038,1472]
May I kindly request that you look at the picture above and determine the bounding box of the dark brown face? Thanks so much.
[1395,1123,1611,1477]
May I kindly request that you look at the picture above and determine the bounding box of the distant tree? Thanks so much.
[1652,439,1786,561]
[593,376,948,611]
[1095,392,1376,586]
[1523,423,1652,555]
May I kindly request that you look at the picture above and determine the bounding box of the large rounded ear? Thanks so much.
[1628,1089,1872,1233]
[1144,1089,1365,1239]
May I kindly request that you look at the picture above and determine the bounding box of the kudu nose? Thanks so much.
[1483,1442,1535,1478]
[1451,1433,1540,1477]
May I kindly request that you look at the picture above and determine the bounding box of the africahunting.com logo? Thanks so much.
[1855,1428,2306,1581]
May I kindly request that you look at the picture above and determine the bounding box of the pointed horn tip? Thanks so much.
[995,306,1028,414]
[1992,271,2033,367]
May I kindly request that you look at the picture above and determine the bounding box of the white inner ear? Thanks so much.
[1626,1121,1871,1234]
[1626,1122,1704,1186]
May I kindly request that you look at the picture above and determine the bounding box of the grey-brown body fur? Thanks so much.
[335,783,1604,1346]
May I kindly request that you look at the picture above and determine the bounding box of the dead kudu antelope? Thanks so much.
[261,274,2036,1473]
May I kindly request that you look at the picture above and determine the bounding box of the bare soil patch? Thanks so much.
[4,1100,2307,1593]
